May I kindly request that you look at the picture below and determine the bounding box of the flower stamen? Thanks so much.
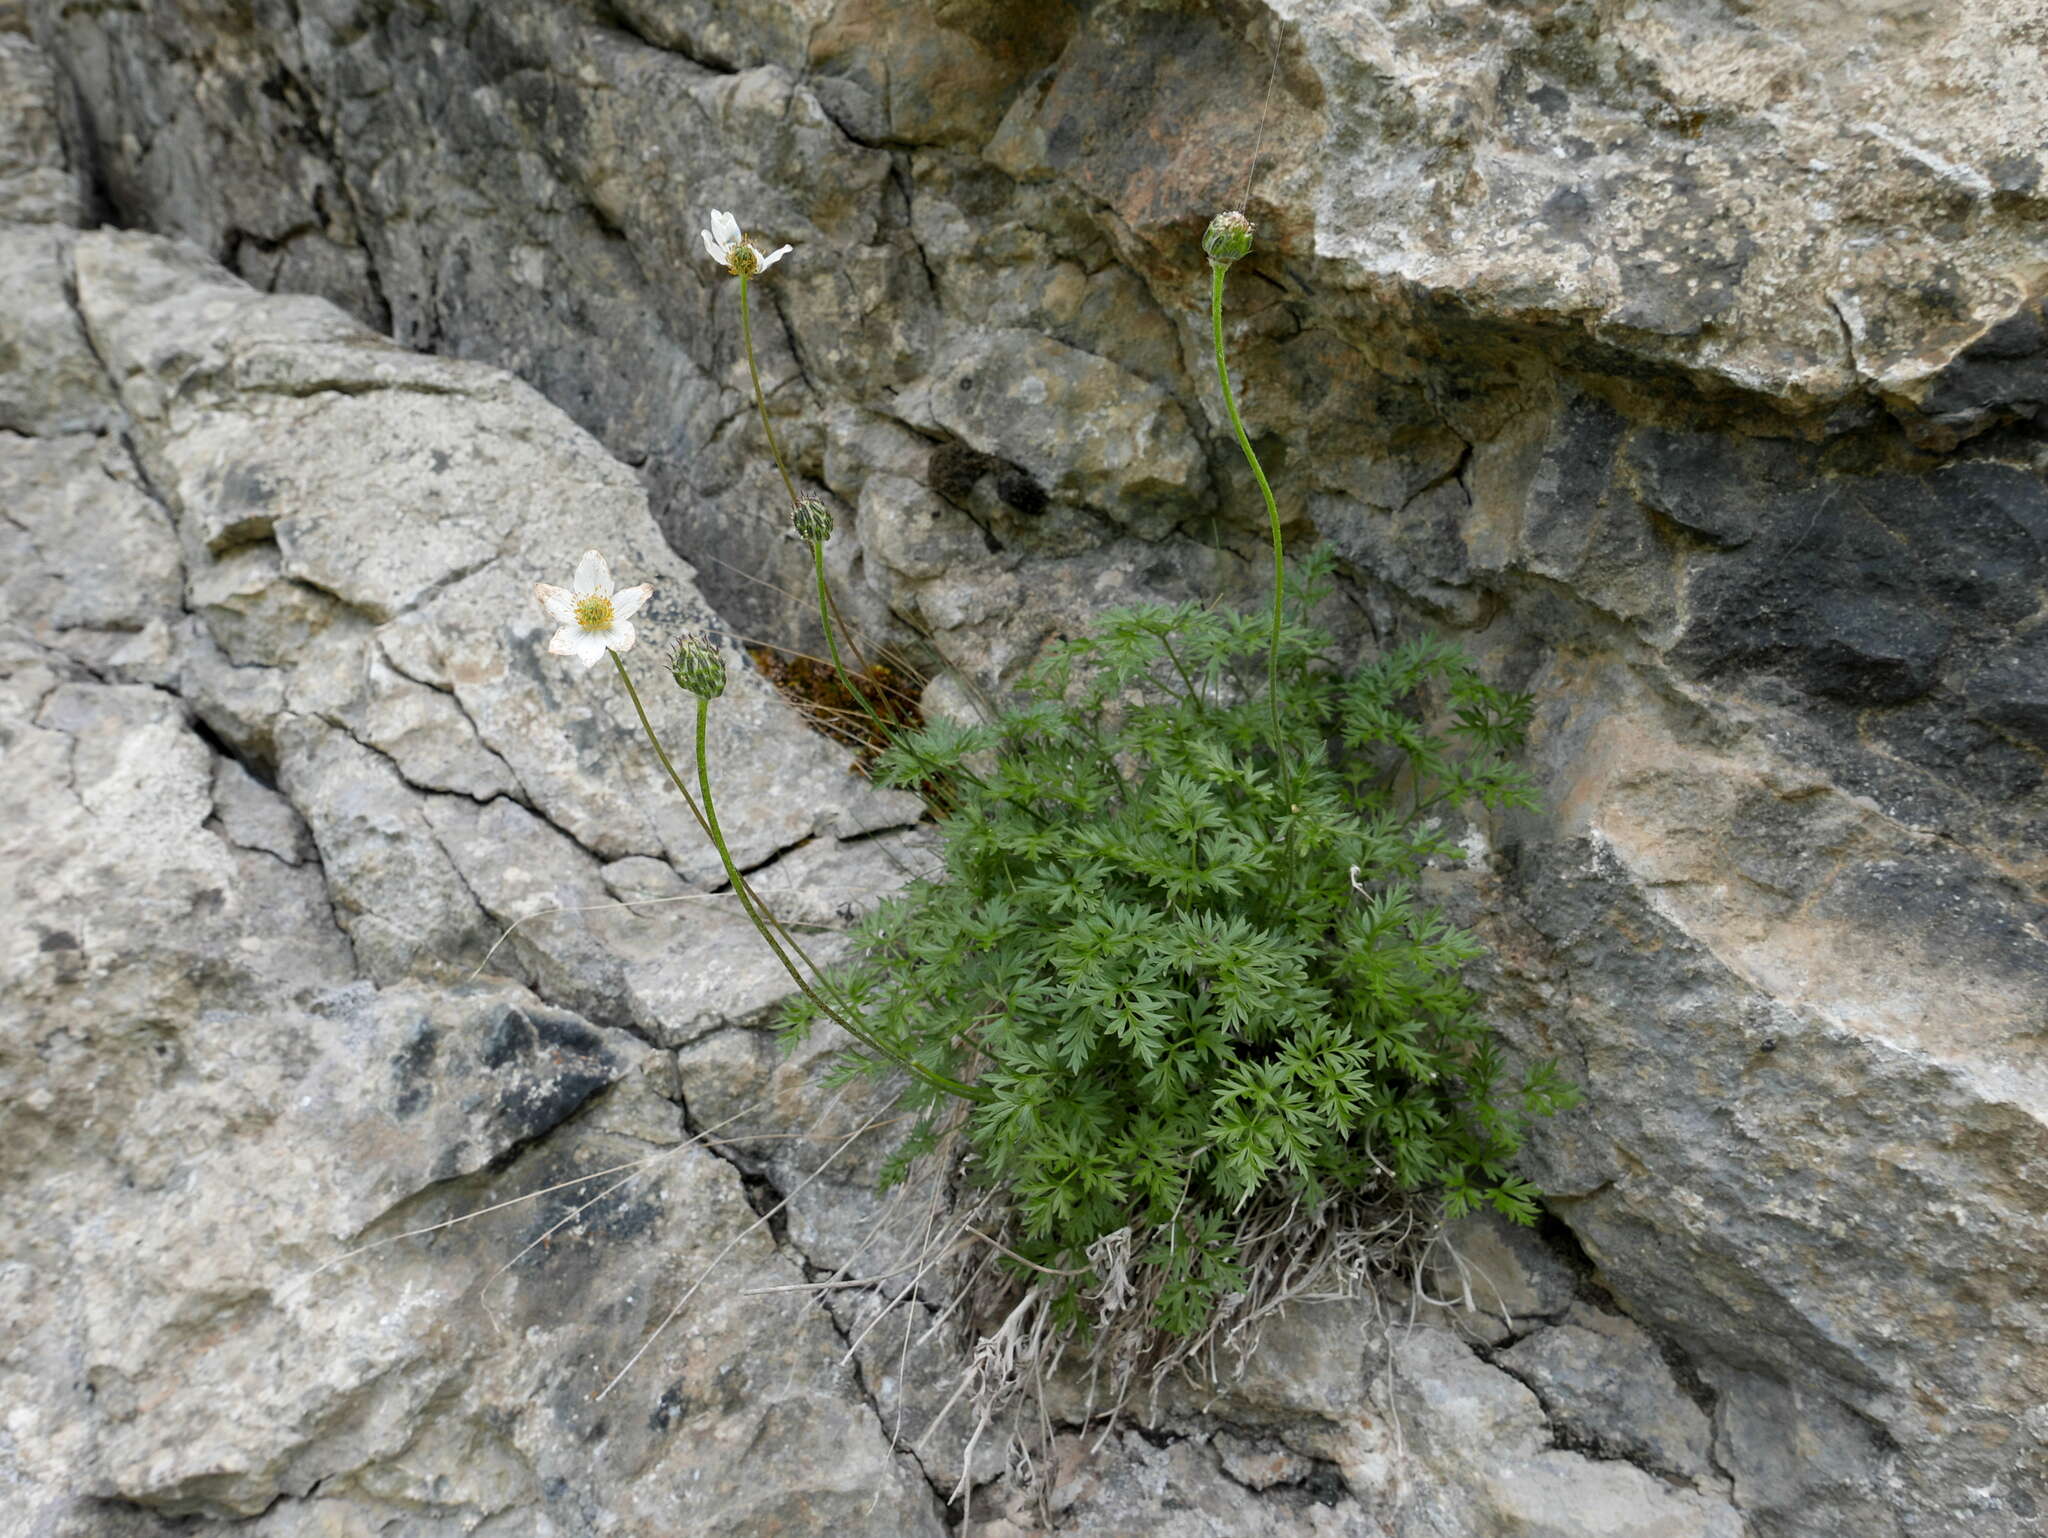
[575,593,615,630]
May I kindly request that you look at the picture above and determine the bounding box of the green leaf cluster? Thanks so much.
[785,552,1575,1334]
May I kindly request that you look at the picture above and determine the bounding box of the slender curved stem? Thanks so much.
[1157,632,1204,709]
[1210,259,1287,765]
[817,556,876,673]
[814,539,893,738]
[608,653,844,1012]
[693,695,991,1105]
[739,271,800,509]
[611,651,711,838]
[741,280,940,788]
[806,543,986,801]
[737,275,982,806]
[737,272,873,678]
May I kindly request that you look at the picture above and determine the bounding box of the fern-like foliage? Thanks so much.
[786,552,1576,1334]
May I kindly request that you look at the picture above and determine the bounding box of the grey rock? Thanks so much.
[1209,1299,1380,1422]
[923,329,1208,533]
[1498,1304,1717,1482]
[862,470,999,585]
[1966,627,2048,750]
[0,429,182,649]
[10,5,2048,1535]
[1705,1363,1915,1538]
[69,229,922,881]
[0,222,952,1538]
[351,644,525,803]
[1497,671,2048,1538]
[1212,1431,1319,1493]
[824,1288,1012,1499]
[275,715,494,984]
[739,825,938,927]
[1022,1430,1368,1537]
[297,981,645,1238]
[0,31,77,222]
[599,852,694,903]
[207,754,316,866]
[0,228,117,434]
[1343,1328,1744,1538]
[1418,1211,1581,1344]
[672,1015,915,1274]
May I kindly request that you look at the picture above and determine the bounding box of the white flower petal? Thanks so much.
[546,625,585,657]
[568,627,613,667]
[606,618,637,655]
[711,209,741,246]
[534,583,578,626]
[610,582,652,622]
[574,549,612,597]
[759,244,792,270]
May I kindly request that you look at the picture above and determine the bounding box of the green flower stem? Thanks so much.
[815,547,877,675]
[735,274,876,681]
[618,647,977,1102]
[1210,259,1287,764]
[808,539,987,801]
[814,538,892,737]
[607,653,845,1017]
[610,650,712,839]
[739,276,897,750]
[692,695,992,1104]
[739,271,800,510]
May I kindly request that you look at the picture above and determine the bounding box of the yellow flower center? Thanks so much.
[575,593,615,630]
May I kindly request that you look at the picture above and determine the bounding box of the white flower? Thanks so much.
[699,208,791,277]
[534,550,653,668]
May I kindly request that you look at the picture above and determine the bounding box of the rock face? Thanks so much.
[7,3,2046,1535]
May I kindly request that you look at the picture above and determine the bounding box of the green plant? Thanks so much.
[786,551,1574,1334]
[555,204,1575,1368]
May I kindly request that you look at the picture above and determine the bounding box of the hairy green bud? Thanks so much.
[1202,210,1255,265]
[793,498,833,545]
[669,633,726,699]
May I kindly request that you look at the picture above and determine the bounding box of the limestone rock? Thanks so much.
[11,4,2048,1535]
[68,229,921,883]
[0,30,77,222]
[824,1288,1012,1500]
[0,429,182,649]
[1418,1210,1581,1344]
[0,187,953,1536]
[1212,1432,1319,1494]
[1025,1429,1369,1537]
[1348,1328,1744,1538]
[0,228,118,434]
[922,329,1208,532]
[1497,1304,1718,1482]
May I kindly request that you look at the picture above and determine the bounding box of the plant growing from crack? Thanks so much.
[531,542,982,1107]
[535,205,1576,1434]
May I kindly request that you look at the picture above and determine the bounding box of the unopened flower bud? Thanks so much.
[669,633,726,698]
[793,498,833,545]
[1203,210,1255,265]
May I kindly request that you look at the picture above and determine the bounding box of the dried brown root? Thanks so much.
[853,1179,1452,1523]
